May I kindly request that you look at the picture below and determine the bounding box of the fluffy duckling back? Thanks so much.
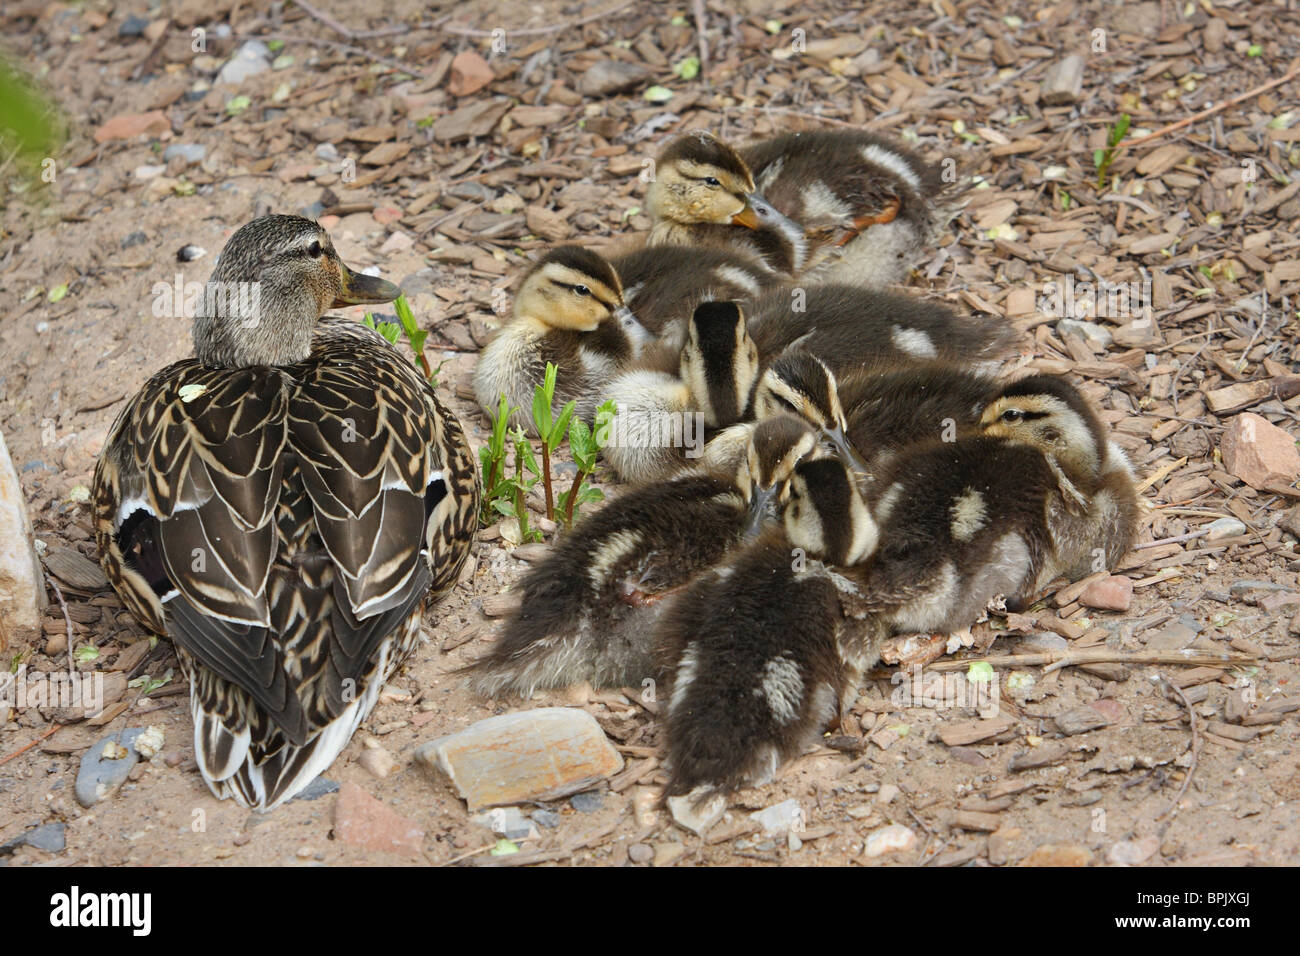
[658,457,877,798]
[467,415,822,698]
[473,246,645,433]
[738,129,959,284]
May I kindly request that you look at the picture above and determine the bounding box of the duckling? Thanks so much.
[660,382,1139,797]
[746,283,1014,375]
[657,456,877,798]
[472,245,648,434]
[645,131,809,276]
[645,129,958,284]
[467,414,823,698]
[93,215,479,810]
[737,128,959,284]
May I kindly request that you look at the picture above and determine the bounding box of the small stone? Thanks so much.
[750,798,804,835]
[315,142,340,163]
[176,244,206,263]
[333,782,424,859]
[863,823,916,858]
[217,40,272,86]
[75,729,150,807]
[118,14,149,37]
[1258,591,1300,614]
[415,707,623,811]
[531,809,560,829]
[1220,413,1300,490]
[0,822,65,855]
[379,231,414,255]
[668,790,727,836]
[569,790,604,813]
[293,777,339,802]
[653,842,686,866]
[1205,517,1246,541]
[1079,575,1132,612]
[987,826,1022,866]
[448,50,495,96]
[579,60,653,97]
[295,845,314,859]
[1021,843,1092,866]
[1146,618,1200,651]
[93,110,171,144]
[1108,835,1160,865]
[1230,579,1288,598]
[471,806,537,841]
[432,99,511,143]
[121,231,147,249]
[627,843,653,864]
[876,784,900,805]
[163,143,206,165]
[358,746,396,779]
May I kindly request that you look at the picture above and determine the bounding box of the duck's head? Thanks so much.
[515,245,646,342]
[193,214,399,366]
[979,375,1110,484]
[647,131,765,230]
[736,413,822,539]
[783,457,879,566]
[681,301,761,428]
[754,351,869,475]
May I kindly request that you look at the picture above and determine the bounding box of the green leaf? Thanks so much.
[1109,113,1131,147]
[267,39,285,52]
[47,283,67,303]
[549,400,576,449]
[1093,147,1106,170]
[490,839,520,856]
[492,499,516,517]
[674,56,700,80]
[225,95,251,116]
[1247,44,1263,57]
[73,644,98,663]
[644,85,675,103]
[568,417,594,462]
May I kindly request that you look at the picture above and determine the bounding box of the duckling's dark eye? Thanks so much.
[1001,408,1024,424]
[703,176,721,187]
[306,240,323,259]
[573,285,591,297]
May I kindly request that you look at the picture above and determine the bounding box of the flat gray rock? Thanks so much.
[75,729,147,808]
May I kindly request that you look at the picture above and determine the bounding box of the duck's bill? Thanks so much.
[731,199,763,230]
[333,263,400,306]
[742,484,779,540]
[822,426,869,477]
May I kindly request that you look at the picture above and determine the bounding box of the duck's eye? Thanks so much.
[1001,408,1024,424]
[306,240,323,259]
[703,176,721,187]
[573,285,591,297]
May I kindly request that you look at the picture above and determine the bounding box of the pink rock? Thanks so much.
[1079,575,1133,612]
[333,782,425,859]
[448,50,494,97]
[317,215,341,229]
[1088,698,1127,724]
[93,110,170,144]
[373,205,404,226]
[1220,413,1300,490]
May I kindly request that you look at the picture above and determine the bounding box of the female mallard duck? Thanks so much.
[658,377,1139,797]
[472,245,649,434]
[93,214,479,811]
[467,414,823,698]
[645,129,957,284]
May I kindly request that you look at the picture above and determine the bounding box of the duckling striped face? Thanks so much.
[737,414,820,538]
[515,246,627,333]
[783,458,878,566]
[980,376,1105,484]
[755,353,870,475]
[195,214,399,367]
[682,301,761,428]
[649,131,761,228]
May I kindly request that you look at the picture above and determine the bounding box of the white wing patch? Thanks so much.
[891,325,937,359]
[949,488,988,542]
[861,143,923,192]
[755,653,804,725]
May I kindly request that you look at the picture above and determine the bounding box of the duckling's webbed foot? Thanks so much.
[837,197,903,245]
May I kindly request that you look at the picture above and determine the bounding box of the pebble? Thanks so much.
[315,143,340,163]
[292,777,339,802]
[379,231,414,255]
[863,824,916,858]
[0,430,45,647]
[93,110,169,144]
[358,746,396,779]
[653,842,686,867]
[176,244,206,262]
[1230,579,1287,598]
[1205,517,1246,541]
[448,50,495,97]
[121,231,147,249]
[217,40,272,86]
[333,782,425,860]
[531,809,560,829]
[750,798,804,836]
[1021,843,1092,866]
[668,790,726,836]
[163,143,207,165]
[118,14,149,36]
[415,707,623,811]
[1145,616,1201,651]
[0,822,65,855]
[579,60,653,97]
[1108,836,1159,865]
[987,826,1022,866]
[1220,413,1300,490]
[569,790,604,813]
[1079,575,1133,612]
[627,843,653,864]
[75,729,149,807]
